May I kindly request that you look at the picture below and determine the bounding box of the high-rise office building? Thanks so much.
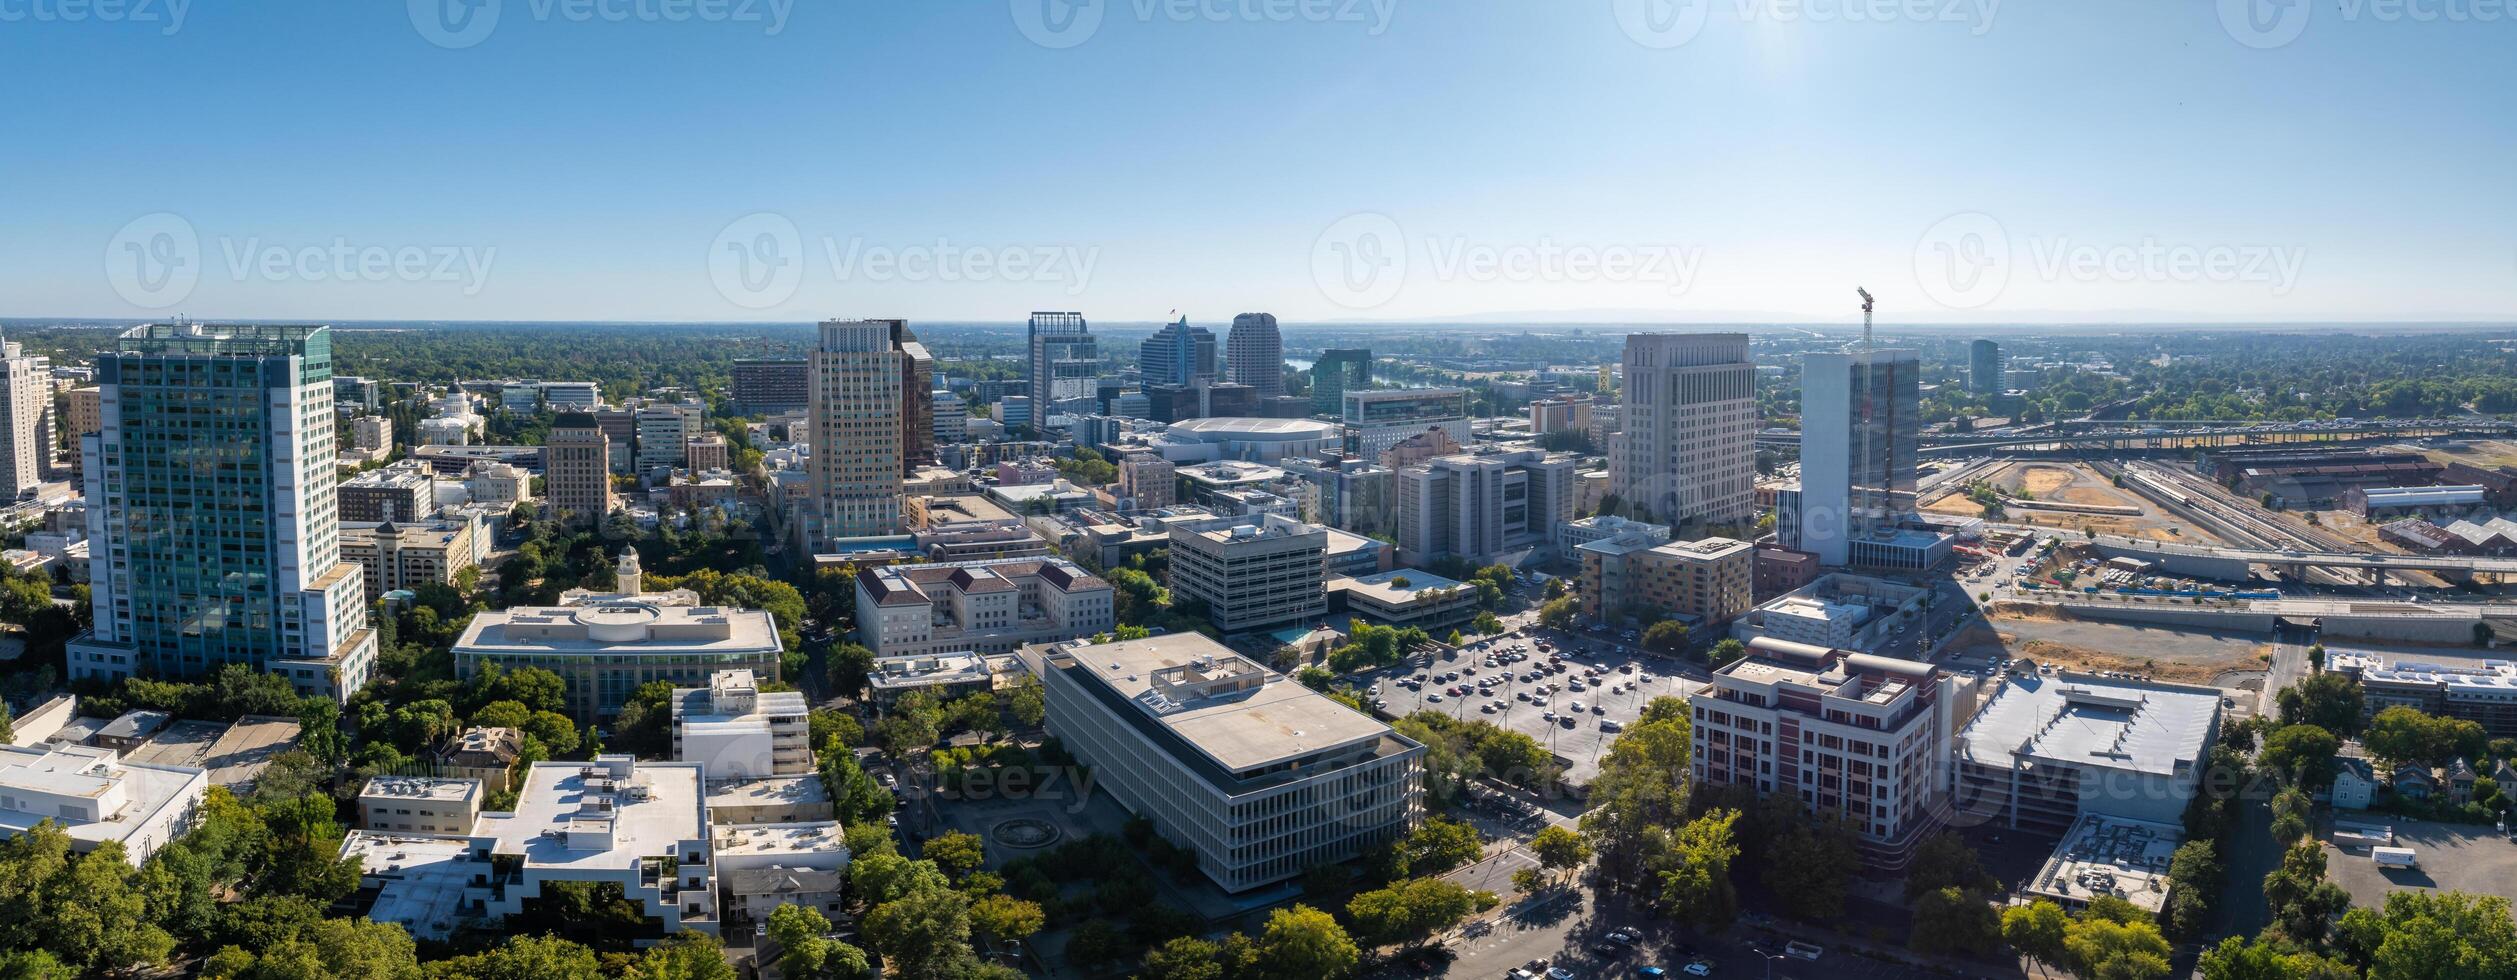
[1793,349,1923,567]
[69,323,378,702]
[1226,313,1283,398]
[731,358,811,413]
[1139,316,1218,388]
[1309,348,1371,417]
[1027,311,1098,420]
[1969,339,2003,396]
[808,318,913,546]
[1393,447,1579,567]
[1616,333,1756,527]
[0,336,55,495]
[545,413,615,524]
[65,386,101,476]
[898,325,934,473]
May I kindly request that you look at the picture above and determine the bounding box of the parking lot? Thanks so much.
[2325,819,2517,911]
[1362,629,1701,787]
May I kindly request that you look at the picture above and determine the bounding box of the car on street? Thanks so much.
[1681,961,1713,977]
[1635,968,1666,979]
[1548,968,1577,980]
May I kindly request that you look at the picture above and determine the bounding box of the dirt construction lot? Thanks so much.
[1948,604,2271,685]
[1924,461,2208,543]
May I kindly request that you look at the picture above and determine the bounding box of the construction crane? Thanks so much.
[1857,286,1875,348]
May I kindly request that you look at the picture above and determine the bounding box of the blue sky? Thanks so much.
[3,0,2513,324]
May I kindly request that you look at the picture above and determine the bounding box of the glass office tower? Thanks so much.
[70,323,378,701]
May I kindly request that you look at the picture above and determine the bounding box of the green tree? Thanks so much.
[1253,904,1359,980]
[427,934,606,980]
[2065,915,2174,980]
[1538,595,1581,630]
[2002,899,2072,975]
[1346,877,1491,949]
[1399,817,1483,876]
[861,884,977,980]
[767,904,871,980]
[2197,934,2356,980]
[1657,808,1741,933]
[624,930,738,980]
[1141,936,1227,980]
[968,893,1045,945]
[2364,706,2486,767]
[1905,832,1997,900]
[2260,725,2343,792]
[1761,817,1860,921]
[1472,611,1504,635]
[2262,842,2352,945]
[1642,620,1690,655]
[924,830,987,881]
[2276,672,2366,737]
[1529,825,1592,885]
[2334,891,2517,980]
[1912,886,2003,958]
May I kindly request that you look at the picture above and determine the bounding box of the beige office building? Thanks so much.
[1617,333,1757,527]
[339,516,482,601]
[1166,520,1327,633]
[807,319,917,546]
[1025,633,1422,892]
[1578,534,1754,628]
[546,413,614,524]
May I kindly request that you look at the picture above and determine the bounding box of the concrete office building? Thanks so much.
[1970,339,2004,396]
[538,382,599,412]
[1792,349,1929,567]
[1167,519,1328,633]
[684,432,729,473]
[1342,388,1471,460]
[70,324,380,703]
[670,669,812,779]
[854,556,1115,658]
[732,358,811,413]
[545,413,615,524]
[636,403,701,474]
[339,516,482,602]
[454,597,784,721]
[357,776,483,835]
[0,336,55,495]
[463,460,532,508]
[1028,311,1099,417]
[1310,348,1372,417]
[1953,675,2222,835]
[1690,638,1953,868]
[468,756,721,935]
[1617,333,1756,527]
[1326,568,1479,630]
[807,319,916,546]
[1578,534,1754,628]
[1024,633,1423,891]
[344,414,394,466]
[931,390,967,446]
[338,459,435,523]
[0,744,207,865]
[1528,394,1593,436]
[1225,313,1284,397]
[1393,447,1578,567]
[1140,316,1219,388]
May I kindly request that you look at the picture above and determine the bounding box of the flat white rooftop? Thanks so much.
[361,775,481,804]
[1957,674,2220,778]
[472,759,707,871]
[713,820,844,857]
[705,775,830,810]
[0,745,204,853]
[1059,634,1391,775]
[2026,813,2182,914]
[341,832,478,941]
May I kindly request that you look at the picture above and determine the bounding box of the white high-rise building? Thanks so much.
[931,390,967,446]
[807,319,913,546]
[1793,349,1922,567]
[1617,333,1756,528]
[0,335,56,495]
[1225,313,1283,397]
[69,324,379,702]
